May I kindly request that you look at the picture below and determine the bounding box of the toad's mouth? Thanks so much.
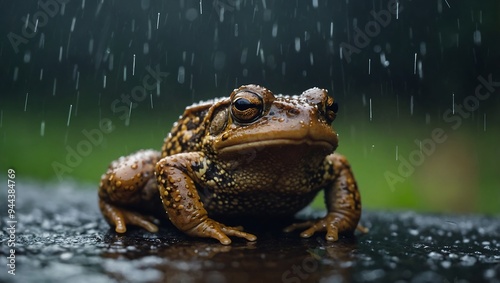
[217,138,336,154]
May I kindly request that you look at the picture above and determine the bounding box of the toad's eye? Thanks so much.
[231,91,264,123]
[324,98,338,123]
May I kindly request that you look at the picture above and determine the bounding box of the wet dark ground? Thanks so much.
[1,180,499,283]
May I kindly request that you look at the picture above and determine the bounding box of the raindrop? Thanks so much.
[417,61,423,79]
[218,6,225,22]
[13,67,18,81]
[281,62,286,76]
[23,50,31,63]
[82,0,85,9]
[24,93,29,112]
[395,145,398,160]
[96,0,103,16]
[214,73,218,87]
[242,69,248,77]
[413,53,417,74]
[52,78,57,96]
[368,59,371,75]
[419,42,427,56]
[452,93,455,114]
[147,19,152,40]
[39,69,43,80]
[156,81,160,96]
[312,0,318,8]
[294,37,301,52]
[262,0,267,9]
[59,46,63,62]
[70,17,76,32]
[103,75,107,88]
[259,49,265,64]
[380,53,389,67]
[108,53,114,70]
[256,40,261,56]
[373,45,382,53]
[39,33,45,49]
[61,1,66,15]
[125,102,132,126]
[437,0,443,13]
[177,66,185,84]
[309,53,314,65]
[143,42,149,54]
[200,0,203,14]
[24,14,29,29]
[369,98,373,121]
[473,30,481,46]
[75,72,80,90]
[34,19,39,33]
[150,93,154,109]
[123,66,127,81]
[330,22,333,38]
[396,1,400,19]
[132,54,136,76]
[444,0,450,8]
[410,96,414,116]
[234,23,238,37]
[272,23,278,37]
[40,121,45,137]
[66,105,73,126]
[88,37,94,54]
[156,13,160,29]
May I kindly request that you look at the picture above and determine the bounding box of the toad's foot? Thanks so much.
[186,217,257,245]
[99,199,158,233]
[283,213,368,242]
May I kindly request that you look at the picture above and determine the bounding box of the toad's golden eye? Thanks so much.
[231,91,264,124]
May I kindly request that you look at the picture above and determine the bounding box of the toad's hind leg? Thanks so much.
[98,149,162,233]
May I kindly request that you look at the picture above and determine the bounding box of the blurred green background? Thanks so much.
[1,0,499,214]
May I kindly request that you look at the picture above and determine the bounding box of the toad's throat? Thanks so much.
[217,139,335,154]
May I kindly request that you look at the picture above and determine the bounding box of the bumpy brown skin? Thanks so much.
[98,85,366,245]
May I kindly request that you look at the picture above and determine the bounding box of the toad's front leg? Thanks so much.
[155,152,257,245]
[284,153,368,241]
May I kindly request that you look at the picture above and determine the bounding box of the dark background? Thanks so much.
[0,0,499,213]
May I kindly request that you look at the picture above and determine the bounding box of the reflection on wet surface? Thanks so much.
[0,181,499,283]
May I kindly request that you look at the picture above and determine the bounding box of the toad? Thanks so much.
[98,85,366,244]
